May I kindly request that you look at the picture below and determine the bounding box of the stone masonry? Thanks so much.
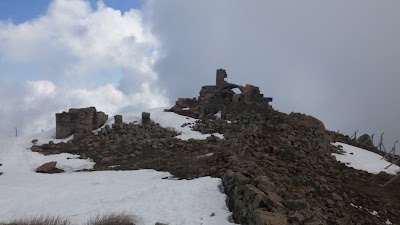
[166,69,273,120]
[55,107,108,139]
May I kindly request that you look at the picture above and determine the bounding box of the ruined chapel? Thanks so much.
[166,69,273,120]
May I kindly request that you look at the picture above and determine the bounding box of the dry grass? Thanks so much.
[85,213,136,225]
[0,216,70,225]
[0,213,137,225]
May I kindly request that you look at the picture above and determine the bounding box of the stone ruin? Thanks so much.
[55,107,108,139]
[165,69,273,120]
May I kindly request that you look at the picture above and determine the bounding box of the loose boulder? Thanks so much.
[357,134,374,147]
[36,161,64,173]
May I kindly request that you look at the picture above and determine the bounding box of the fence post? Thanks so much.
[381,140,397,162]
[385,157,400,169]
[377,133,386,153]
[350,130,358,140]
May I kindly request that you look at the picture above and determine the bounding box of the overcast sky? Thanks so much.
[1,0,400,147]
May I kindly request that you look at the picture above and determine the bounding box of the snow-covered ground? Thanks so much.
[331,142,398,225]
[331,142,400,175]
[0,109,234,225]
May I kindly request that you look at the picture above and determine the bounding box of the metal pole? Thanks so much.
[378,133,386,153]
[381,141,397,162]
[362,133,374,145]
[383,173,400,187]
[392,140,398,162]
[350,130,358,140]
[15,127,17,137]
[385,157,400,169]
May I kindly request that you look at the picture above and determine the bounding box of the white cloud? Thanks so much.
[24,80,56,104]
[0,0,169,137]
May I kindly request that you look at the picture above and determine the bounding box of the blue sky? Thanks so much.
[0,0,142,23]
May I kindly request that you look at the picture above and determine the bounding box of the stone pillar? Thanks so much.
[216,69,228,87]
[142,112,151,125]
[114,115,123,124]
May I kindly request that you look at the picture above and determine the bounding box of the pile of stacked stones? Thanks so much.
[31,115,220,178]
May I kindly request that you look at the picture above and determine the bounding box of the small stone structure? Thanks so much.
[166,69,273,120]
[55,107,108,139]
[142,112,151,125]
[114,115,123,125]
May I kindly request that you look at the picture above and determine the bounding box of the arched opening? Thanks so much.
[220,84,245,103]
[231,88,241,94]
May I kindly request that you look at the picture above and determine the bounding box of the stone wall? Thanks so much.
[166,69,273,120]
[55,107,108,139]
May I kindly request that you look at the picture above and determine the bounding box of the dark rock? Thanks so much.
[101,156,114,163]
[252,209,288,225]
[376,171,394,182]
[31,145,43,152]
[286,199,310,211]
[331,192,343,201]
[357,134,374,147]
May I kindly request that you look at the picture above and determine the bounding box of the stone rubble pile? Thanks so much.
[30,108,400,225]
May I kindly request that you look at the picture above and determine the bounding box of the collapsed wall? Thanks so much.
[55,107,108,139]
[166,69,273,120]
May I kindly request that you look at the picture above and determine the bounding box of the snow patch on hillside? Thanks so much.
[0,110,234,225]
[331,142,400,175]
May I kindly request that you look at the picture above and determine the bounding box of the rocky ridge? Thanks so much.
[30,109,400,225]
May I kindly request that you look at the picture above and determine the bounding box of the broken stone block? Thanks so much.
[114,115,123,124]
[55,107,108,139]
[142,112,151,125]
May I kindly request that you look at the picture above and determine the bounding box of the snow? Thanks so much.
[118,107,224,141]
[0,135,93,174]
[331,142,400,175]
[0,109,235,225]
[350,202,393,223]
[215,111,221,119]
